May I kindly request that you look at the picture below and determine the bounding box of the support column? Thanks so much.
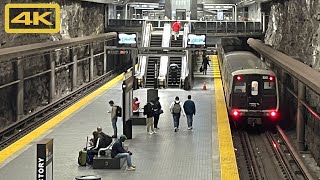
[71,48,78,90]
[16,60,24,120]
[103,41,107,74]
[297,81,306,151]
[90,43,94,81]
[190,0,197,20]
[165,0,172,19]
[50,53,56,103]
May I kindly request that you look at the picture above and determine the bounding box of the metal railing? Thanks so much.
[108,19,264,34]
[0,33,118,130]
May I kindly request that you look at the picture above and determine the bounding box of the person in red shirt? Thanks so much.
[172,20,181,40]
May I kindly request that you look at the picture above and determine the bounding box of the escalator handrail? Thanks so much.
[136,23,152,80]
[158,23,171,81]
[180,23,190,81]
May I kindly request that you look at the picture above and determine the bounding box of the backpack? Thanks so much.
[116,106,122,117]
[143,103,151,115]
[172,102,181,114]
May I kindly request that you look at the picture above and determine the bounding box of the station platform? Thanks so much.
[0,56,239,180]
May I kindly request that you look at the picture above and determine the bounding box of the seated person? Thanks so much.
[87,129,111,165]
[132,97,140,115]
[111,135,136,171]
[96,127,112,148]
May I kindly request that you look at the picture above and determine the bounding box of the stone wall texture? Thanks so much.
[265,0,320,164]
[0,0,105,129]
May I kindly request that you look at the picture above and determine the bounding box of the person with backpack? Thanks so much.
[202,55,210,75]
[108,100,119,138]
[97,127,112,147]
[143,100,157,135]
[153,97,162,129]
[169,96,186,132]
[183,95,196,130]
[87,131,109,165]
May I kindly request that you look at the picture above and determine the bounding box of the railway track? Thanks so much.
[235,126,315,180]
[0,66,129,151]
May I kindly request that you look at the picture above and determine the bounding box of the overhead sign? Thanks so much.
[37,138,53,180]
[118,33,137,46]
[107,50,129,55]
[5,4,60,34]
[188,34,206,46]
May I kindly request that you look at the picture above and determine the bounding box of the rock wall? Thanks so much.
[265,0,320,164]
[0,0,105,129]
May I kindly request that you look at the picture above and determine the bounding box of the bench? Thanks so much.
[130,111,146,125]
[93,146,128,169]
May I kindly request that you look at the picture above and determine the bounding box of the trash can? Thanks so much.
[125,119,132,139]
[75,175,101,180]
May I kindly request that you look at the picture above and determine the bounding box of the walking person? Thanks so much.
[153,97,162,129]
[169,96,186,132]
[108,100,118,138]
[183,95,196,130]
[143,101,157,134]
[202,55,210,75]
[172,20,181,40]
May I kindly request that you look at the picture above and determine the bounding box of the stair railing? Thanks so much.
[135,22,152,87]
[180,23,190,89]
[158,23,171,88]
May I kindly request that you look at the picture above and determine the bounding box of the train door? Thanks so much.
[247,76,262,111]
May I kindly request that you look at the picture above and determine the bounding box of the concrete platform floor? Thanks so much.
[0,77,220,180]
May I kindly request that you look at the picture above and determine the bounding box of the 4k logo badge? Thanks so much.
[5,4,60,34]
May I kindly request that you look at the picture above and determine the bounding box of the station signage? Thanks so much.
[118,33,137,46]
[37,138,53,180]
[107,50,129,55]
[188,34,206,46]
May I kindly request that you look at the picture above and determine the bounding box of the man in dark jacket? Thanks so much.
[183,95,196,130]
[111,135,136,171]
[143,101,156,134]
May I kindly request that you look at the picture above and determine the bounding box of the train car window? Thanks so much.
[264,81,275,94]
[234,82,246,93]
[251,81,259,95]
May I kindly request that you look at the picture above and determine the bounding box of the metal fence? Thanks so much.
[108,19,263,34]
[0,33,118,129]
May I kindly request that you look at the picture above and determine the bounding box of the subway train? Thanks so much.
[220,51,280,127]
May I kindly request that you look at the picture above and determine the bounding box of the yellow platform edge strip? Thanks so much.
[0,73,124,164]
[211,55,239,180]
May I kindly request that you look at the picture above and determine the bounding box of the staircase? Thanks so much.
[145,57,160,88]
[150,35,162,47]
[193,55,214,78]
[168,57,182,88]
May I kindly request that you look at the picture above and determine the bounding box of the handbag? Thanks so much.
[199,66,203,72]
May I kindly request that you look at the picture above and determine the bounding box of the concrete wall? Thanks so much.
[265,0,320,164]
[0,0,106,129]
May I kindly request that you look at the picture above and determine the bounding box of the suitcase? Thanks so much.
[78,137,89,166]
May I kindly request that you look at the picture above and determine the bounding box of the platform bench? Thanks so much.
[93,146,128,169]
[131,112,146,125]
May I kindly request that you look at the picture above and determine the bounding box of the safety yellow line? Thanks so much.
[0,73,124,164]
[211,55,239,180]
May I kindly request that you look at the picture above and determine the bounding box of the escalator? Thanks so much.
[171,38,183,47]
[150,35,162,47]
[168,56,182,88]
[145,57,160,88]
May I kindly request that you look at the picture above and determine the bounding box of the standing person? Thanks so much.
[108,100,118,138]
[143,101,157,134]
[169,63,179,85]
[169,96,186,132]
[202,55,210,75]
[172,20,181,40]
[153,97,162,129]
[183,95,196,130]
